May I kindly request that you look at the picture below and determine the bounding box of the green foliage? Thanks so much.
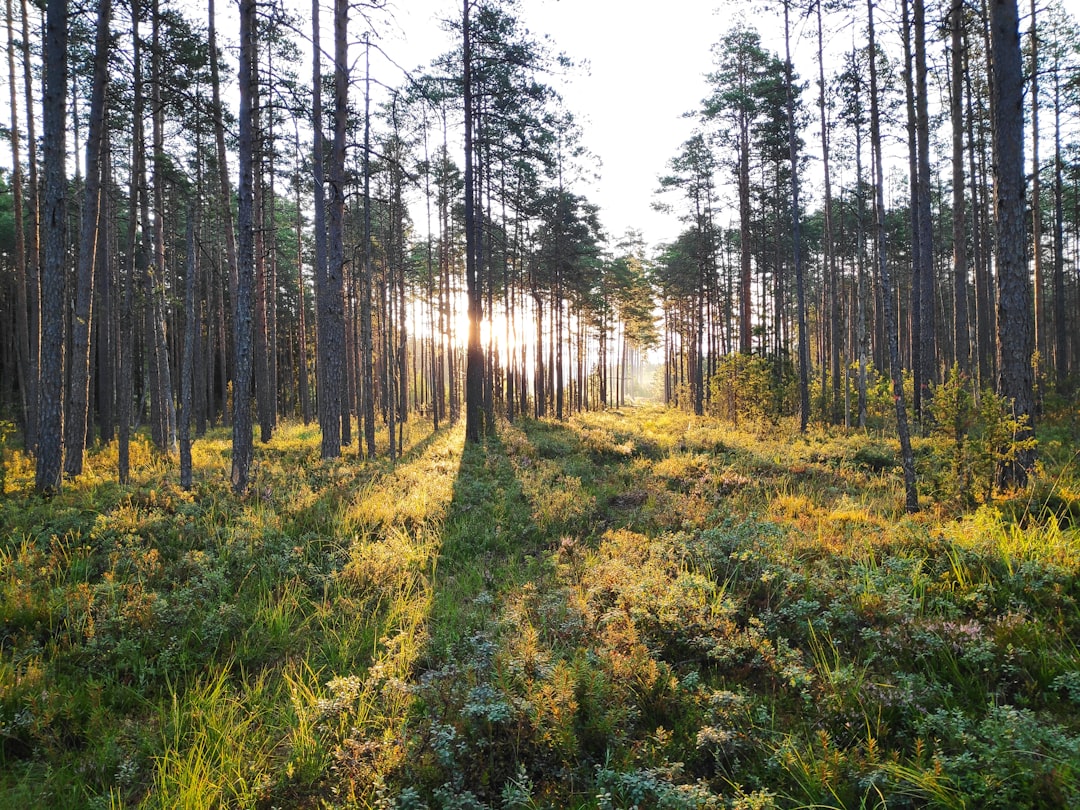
[929,363,978,502]
[916,705,1080,807]
[928,366,1040,503]
[708,354,795,428]
[2,408,1078,808]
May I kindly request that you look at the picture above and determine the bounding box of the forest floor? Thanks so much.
[1,405,1079,808]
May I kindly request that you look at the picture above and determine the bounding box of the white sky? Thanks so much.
[0,0,832,252]
[382,0,763,250]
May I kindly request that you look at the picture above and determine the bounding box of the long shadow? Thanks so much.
[419,427,543,663]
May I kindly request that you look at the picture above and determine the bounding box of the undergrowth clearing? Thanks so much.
[1,407,1079,808]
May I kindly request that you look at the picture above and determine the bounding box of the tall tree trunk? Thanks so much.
[208,0,237,380]
[463,0,485,443]
[180,202,197,489]
[232,0,257,494]
[18,0,41,453]
[149,0,175,451]
[63,0,110,478]
[1051,33,1067,387]
[914,0,937,408]
[360,35,376,456]
[950,0,970,375]
[902,0,922,418]
[966,43,994,389]
[37,0,66,494]
[1029,0,1043,382]
[254,41,273,444]
[853,53,869,428]
[96,139,115,443]
[295,130,312,424]
[5,0,32,444]
[738,125,752,356]
[119,0,142,484]
[311,0,333,454]
[869,0,919,512]
[322,0,348,455]
[785,0,810,433]
[990,0,1036,487]
[266,46,279,434]
[815,0,841,424]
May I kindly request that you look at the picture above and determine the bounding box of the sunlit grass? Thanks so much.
[2,405,1078,807]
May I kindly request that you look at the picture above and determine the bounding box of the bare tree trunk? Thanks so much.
[914,0,937,408]
[148,0,175,452]
[360,35,376,456]
[232,0,257,494]
[320,0,348,456]
[37,0,66,494]
[254,44,274,444]
[990,0,1036,487]
[901,0,922,418]
[966,42,993,389]
[266,46,279,433]
[463,0,485,443]
[96,139,115,443]
[738,129,752,356]
[17,0,41,453]
[869,0,918,512]
[1051,33,1067,386]
[180,202,197,489]
[311,0,332,453]
[814,0,841,424]
[119,0,142,484]
[784,0,810,433]
[854,55,868,428]
[295,128,312,424]
[1029,0,1043,383]
[5,0,32,444]
[63,0,110,478]
[951,0,970,375]
[208,0,237,384]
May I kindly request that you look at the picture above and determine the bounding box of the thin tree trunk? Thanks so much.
[360,36,376,456]
[816,0,841,423]
[96,138,115,443]
[295,128,312,424]
[323,0,348,454]
[232,0,257,494]
[311,0,333,453]
[463,0,485,443]
[254,43,273,443]
[150,0,175,451]
[208,0,237,369]
[19,0,41,453]
[914,0,937,405]
[1051,36,1067,386]
[951,0,970,375]
[5,0,32,444]
[180,202,197,489]
[901,0,922,418]
[966,43,993,389]
[785,0,810,433]
[119,0,142,484]
[1029,0,1043,382]
[869,0,918,512]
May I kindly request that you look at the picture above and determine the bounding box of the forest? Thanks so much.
[1,0,1080,806]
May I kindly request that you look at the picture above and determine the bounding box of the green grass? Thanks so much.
[1,407,1079,808]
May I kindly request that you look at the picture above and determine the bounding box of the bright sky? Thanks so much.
[0,0,795,252]
[385,0,748,250]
